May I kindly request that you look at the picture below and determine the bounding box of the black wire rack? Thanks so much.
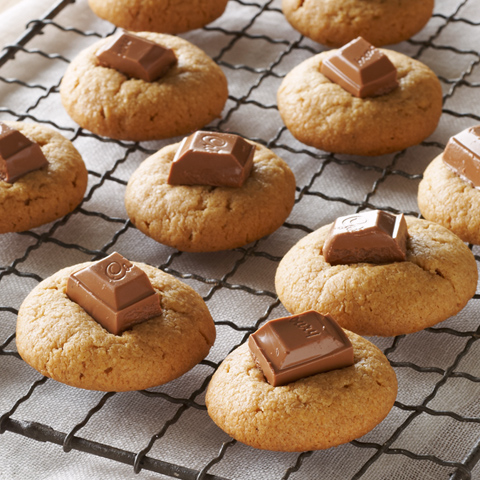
[1,0,480,478]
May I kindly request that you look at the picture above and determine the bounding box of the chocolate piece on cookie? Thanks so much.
[0,122,48,183]
[167,131,254,188]
[206,333,397,451]
[67,252,162,335]
[323,210,407,265]
[17,259,215,391]
[418,125,480,244]
[248,311,354,387]
[60,32,228,141]
[275,216,477,337]
[277,48,442,156]
[0,121,87,233]
[125,138,296,252]
[320,37,398,98]
[96,31,177,82]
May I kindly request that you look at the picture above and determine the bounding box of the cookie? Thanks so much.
[418,154,480,245]
[205,334,397,451]
[60,32,228,141]
[124,138,296,252]
[277,49,442,156]
[0,121,88,233]
[16,260,216,391]
[275,216,478,337]
[88,0,229,34]
[282,0,434,48]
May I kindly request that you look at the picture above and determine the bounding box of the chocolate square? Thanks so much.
[323,210,408,265]
[443,125,480,188]
[167,131,255,187]
[0,122,48,183]
[248,311,354,387]
[96,31,177,82]
[66,252,162,335]
[321,36,398,98]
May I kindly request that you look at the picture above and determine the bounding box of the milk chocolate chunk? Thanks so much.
[443,125,480,188]
[66,252,162,335]
[96,31,177,82]
[323,210,408,265]
[320,36,398,98]
[0,122,48,183]
[167,131,255,188]
[248,311,354,387]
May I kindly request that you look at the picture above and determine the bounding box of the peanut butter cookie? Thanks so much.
[277,49,442,156]
[0,121,87,233]
[17,261,216,391]
[282,0,434,48]
[124,139,296,252]
[275,216,478,336]
[89,0,229,34]
[418,154,480,245]
[206,334,397,451]
[60,32,228,141]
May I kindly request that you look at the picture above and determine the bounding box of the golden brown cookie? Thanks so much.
[282,0,434,48]
[88,0,229,34]
[205,335,397,451]
[277,49,442,156]
[418,154,480,245]
[60,32,228,141]
[16,261,216,391]
[124,139,296,252]
[0,121,87,233]
[275,216,478,337]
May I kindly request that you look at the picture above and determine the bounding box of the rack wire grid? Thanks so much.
[1,0,480,478]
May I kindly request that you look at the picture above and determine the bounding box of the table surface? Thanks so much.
[1,1,480,479]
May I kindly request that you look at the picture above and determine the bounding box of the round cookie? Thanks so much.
[275,216,478,337]
[205,335,397,451]
[277,49,442,156]
[88,0,229,34]
[0,121,88,233]
[60,33,228,141]
[282,0,434,48]
[418,154,480,245]
[125,140,296,252]
[16,261,216,391]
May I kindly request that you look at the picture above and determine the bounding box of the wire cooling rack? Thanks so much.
[1,0,480,478]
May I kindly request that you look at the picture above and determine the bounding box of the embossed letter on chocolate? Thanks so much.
[248,310,354,387]
[323,210,408,265]
[443,125,480,188]
[0,122,48,183]
[167,131,255,188]
[320,36,398,98]
[96,31,177,82]
[66,252,162,335]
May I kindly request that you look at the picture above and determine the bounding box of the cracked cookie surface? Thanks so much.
[282,0,433,47]
[60,32,228,141]
[275,216,478,336]
[16,261,216,391]
[88,0,229,34]
[277,49,442,156]
[0,121,88,233]
[418,154,480,245]
[205,335,397,451]
[124,140,296,252]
